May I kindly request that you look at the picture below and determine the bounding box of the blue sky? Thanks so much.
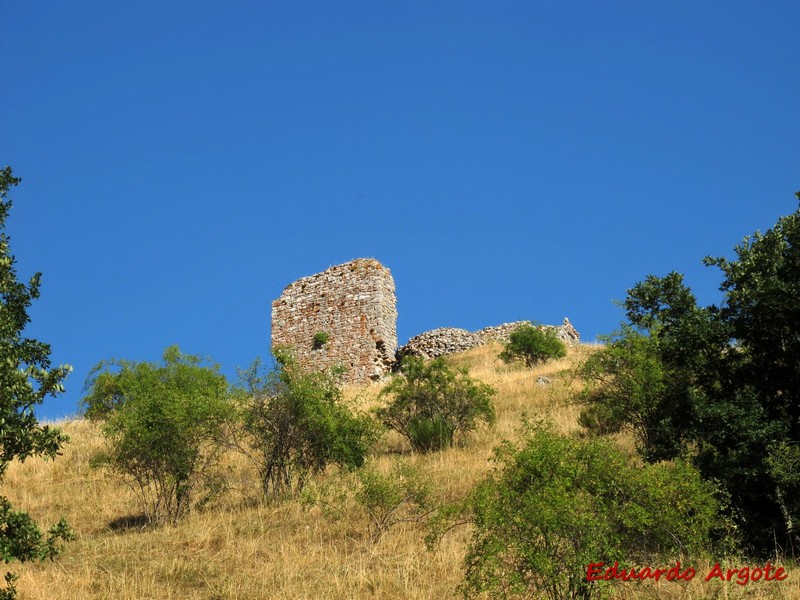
[2,1,798,419]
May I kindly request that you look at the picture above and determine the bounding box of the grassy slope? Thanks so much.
[6,343,798,599]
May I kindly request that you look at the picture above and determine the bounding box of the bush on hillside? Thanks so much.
[356,460,432,544]
[301,458,432,545]
[82,346,232,525]
[377,356,495,452]
[578,326,677,459]
[500,324,567,368]
[232,349,377,500]
[429,422,720,600]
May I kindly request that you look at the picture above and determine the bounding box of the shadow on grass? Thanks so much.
[107,514,149,532]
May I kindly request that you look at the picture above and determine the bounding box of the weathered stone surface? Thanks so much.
[397,318,581,361]
[475,321,533,342]
[477,318,580,345]
[396,327,483,360]
[272,258,580,380]
[552,317,580,345]
[271,259,397,384]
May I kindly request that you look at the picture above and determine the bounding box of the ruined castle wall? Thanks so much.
[398,318,580,360]
[271,259,397,384]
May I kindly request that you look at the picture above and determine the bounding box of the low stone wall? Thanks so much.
[396,327,483,360]
[475,321,534,342]
[397,318,580,361]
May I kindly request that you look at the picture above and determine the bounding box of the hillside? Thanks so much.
[7,343,798,599]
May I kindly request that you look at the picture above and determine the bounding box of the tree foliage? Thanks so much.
[580,324,686,462]
[0,167,73,598]
[232,350,376,500]
[437,423,719,600]
[377,356,495,452]
[581,193,800,554]
[500,324,567,368]
[83,346,232,525]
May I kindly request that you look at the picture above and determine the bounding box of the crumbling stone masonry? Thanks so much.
[271,259,398,384]
[397,318,580,360]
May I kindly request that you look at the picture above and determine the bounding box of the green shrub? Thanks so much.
[578,327,677,459]
[82,346,232,525]
[233,350,377,500]
[356,460,431,543]
[432,422,720,600]
[301,459,432,544]
[312,331,329,350]
[377,356,495,452]
[500,324,567,367]
[407,415,454,452]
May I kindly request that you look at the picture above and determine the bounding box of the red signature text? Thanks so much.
[586,561,788,585]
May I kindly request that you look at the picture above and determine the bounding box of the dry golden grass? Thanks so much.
[6,343,798,599]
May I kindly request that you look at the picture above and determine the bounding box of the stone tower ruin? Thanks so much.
[271,259,398,384]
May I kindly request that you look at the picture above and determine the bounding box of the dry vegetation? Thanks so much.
[6,343,798,599]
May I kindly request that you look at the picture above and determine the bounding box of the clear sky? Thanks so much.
[2,1,798,419]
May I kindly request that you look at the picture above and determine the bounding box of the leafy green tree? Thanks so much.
[377,356,495,452]
[580,322,692,462]
[0,167,73,599]
[500,324,567,368]
[580,193,800,554]
[432,423,719,600]
[232,350,376,500]
[696,196,800,552]
[83,346,232,525]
